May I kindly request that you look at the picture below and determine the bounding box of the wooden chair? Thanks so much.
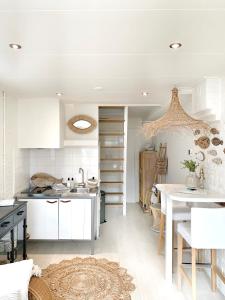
[28,277,53,300]
[177,207,225,300]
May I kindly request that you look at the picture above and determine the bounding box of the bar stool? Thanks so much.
[177,207,225,300]
[158,192,191,254]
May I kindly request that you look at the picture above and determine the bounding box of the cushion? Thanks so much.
[177,222,191,245]
[0,259,33,300]
[173,206,191,221]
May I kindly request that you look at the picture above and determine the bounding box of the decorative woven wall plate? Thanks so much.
[211,137,223,146]
[212,157,222,165]
[210,128,220,135]
[194,136,210,149]
[194,129,201,135]
[207,149,217,156]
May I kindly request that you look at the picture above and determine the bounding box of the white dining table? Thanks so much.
[156,183,225,286]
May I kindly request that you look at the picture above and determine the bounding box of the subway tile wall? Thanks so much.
[29,147,99,184]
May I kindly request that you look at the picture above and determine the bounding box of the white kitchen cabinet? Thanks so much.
[59,198,92,240]
[24,198,58,239]
[58,199,72,239]
[19,197,93,240]
[18,98,63,148]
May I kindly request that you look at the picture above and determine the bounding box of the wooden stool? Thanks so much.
[177,207,225,300]
[158,207,191,255]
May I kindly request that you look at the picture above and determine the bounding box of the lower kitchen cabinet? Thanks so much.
[25,198,58,239]
[19,198,92,240]
[59,198,91,240]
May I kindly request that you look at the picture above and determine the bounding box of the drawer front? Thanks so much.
[14,205,27,225]
[0,215,14,238]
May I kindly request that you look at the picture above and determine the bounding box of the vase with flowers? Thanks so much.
[181,159,198,190]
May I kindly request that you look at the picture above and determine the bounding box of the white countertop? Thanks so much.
[156,184,225,203]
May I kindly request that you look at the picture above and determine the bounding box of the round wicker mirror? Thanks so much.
[67,115,97,134]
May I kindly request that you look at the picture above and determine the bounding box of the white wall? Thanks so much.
[126,117,151,203]
[156,130,194,184]
[0,92,30,199]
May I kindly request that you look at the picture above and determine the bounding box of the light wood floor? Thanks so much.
[28,203,224,300]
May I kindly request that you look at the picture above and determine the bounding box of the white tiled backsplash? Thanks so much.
[29,147,99,184]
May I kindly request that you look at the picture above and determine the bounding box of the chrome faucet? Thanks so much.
[78,168,85,187]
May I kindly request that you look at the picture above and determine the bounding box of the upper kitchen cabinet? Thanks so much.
[18,98,63,148]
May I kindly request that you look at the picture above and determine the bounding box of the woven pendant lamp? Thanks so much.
[143,88,209,137]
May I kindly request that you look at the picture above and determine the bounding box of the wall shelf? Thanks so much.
[105,192,123,195]
[105,203,123,206]
[99,119,125,123]
[100,170,124,172]
[99,132,124,136]
[100,158,124,161]
[101,181,123,184]
[100,146,124,148]
[99,106,127,213]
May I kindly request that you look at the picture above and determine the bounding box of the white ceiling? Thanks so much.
[1,0,225,106]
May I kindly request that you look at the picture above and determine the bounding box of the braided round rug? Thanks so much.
[42,257,135,300]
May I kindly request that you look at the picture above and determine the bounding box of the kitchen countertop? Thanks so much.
[15,187,99,200]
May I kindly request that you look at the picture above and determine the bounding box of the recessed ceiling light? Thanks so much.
[9,43,22,50]
[169,42,182,49]
[142,91,149,97]
[94,86,103,91]
[56,92,63,96]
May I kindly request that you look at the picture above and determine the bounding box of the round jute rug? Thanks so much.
[42,257,135,300]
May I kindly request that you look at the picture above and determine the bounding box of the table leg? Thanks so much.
[10,228,15,263]
[165,196,173,285]
[23,218,27,260]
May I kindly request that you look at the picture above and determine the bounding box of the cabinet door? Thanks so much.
[71,199,85,239]
[83,199,92,240]
[59,198,92,240]
[26,199,58,239]
[58,199,72,239]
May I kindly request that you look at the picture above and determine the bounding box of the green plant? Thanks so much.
[181,159,198,172]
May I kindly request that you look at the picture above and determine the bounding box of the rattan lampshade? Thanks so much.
[143,88,209,137]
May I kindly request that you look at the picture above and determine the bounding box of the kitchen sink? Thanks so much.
[70,187,90,194]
